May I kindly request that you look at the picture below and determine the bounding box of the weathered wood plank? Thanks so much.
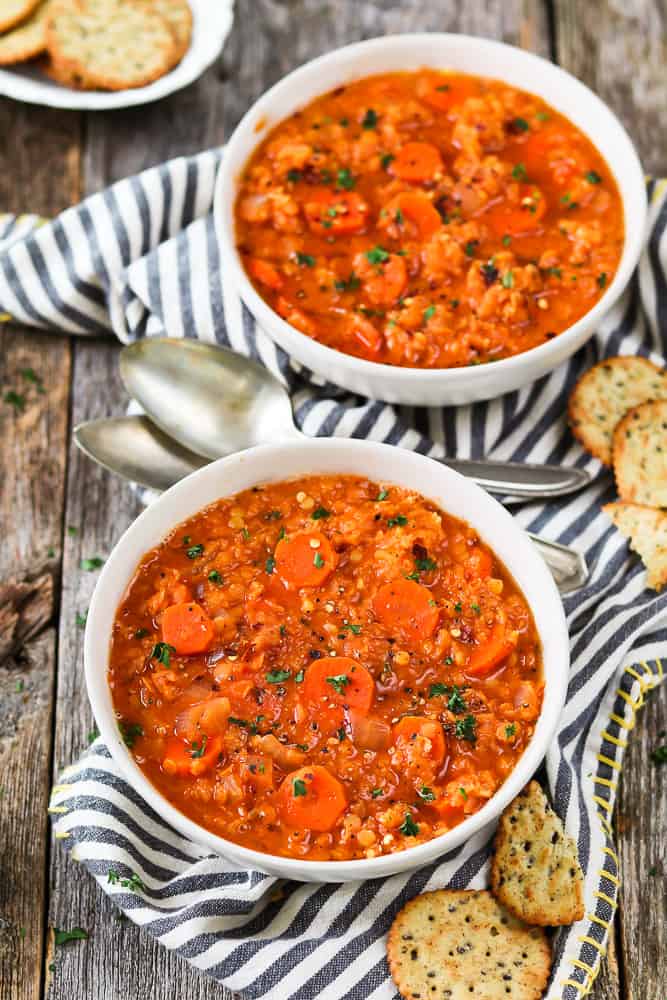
[553,0,667,174]
[45,3,551,999]
[0,99,80,1000]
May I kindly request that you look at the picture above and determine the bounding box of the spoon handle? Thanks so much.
[438,457,591,498]
[526,533,589,594]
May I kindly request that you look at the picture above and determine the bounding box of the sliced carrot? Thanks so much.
[162,735,222,778]
[346,314,383,357]
[484,185,547,237]
[274,530,336,588]
[362,254,407,307]
[278,765,347,832]
[303,190,369,235]
[393,716,446,765]
[239,754,274,791]
[303,656,375,715]
[385,192,442,241]
[466,623,516,677]
[275,296,316,336]
[417,74,478,113]
[466,546,493,579]
[248,258,284,291]
[391,142,443,183]
[161,602,215,655]
[372,578,439,641]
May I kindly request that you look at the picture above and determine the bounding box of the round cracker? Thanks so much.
[0,0,40,33]
[490,781,584,927]
[387,889,551,1000]
[613,398,667,508]
[0,0,53,65]
[151,0,191,65]
[569,356,667,466]
[46,0,176,91]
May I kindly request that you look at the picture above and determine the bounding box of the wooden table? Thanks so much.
[1,3,664,998]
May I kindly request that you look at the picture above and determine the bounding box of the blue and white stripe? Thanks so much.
[4,155,666,1000]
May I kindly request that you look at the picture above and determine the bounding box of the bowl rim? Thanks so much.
[85,438,570,881]
[215,31,646,387]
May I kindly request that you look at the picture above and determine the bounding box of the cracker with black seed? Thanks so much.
[0,0,40,33]
[46,0,176,91]
[603,502,667,591]
[490,781,584,927]
[0,0,54,64]
[568,356,667,466]
[612,398,667,507]
[387,888,551,1000]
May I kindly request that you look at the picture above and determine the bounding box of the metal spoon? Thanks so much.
[74,414,590,594]
[119,338,592,500]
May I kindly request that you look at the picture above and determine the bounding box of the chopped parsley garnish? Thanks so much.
[455,714,477,743]
[334,273,361,292]
[597,273,608,289]
[362,108,378,129]
[80,556,104,571]
[278,525,286,541]
[502,271,514,289]
[119,721,143,749]
[381,152,395,169]
[264,509,282,520]
[208,569,223,584]
[547,267,562,279]
[511,162,527,180]
[242,527,250,540]
[399,812,419,837]
[296,252,316,268]
[511,116,530,132]
[585,170,602,184]
[151,642,175,667]
[265,555,276,574]
[423,304,436,322]
[471,602,481,615]
[229,716,264,735]
[53,928,88,947]
[395,207,404,225]
[415,557,437,572]
[295,669,305,683]
[266,669,291,684]
[326,674,350,695]
[134,628,149,639]
[286,169,301,183]
[371,788,383,798]
[376,489,389,501]
[429,683,467,714]
[417,786,435,802]
[337,727,346,742]
[387,515,408,528]
[293,778,307,797]
[459,787,468,800]
[186,543,204,559]
[464,240,478,257]
[505,723,517,739]
[189,736,208,759]
[536,111,550,121]
[313,551,325,569]
[341,623,362,635]
[336,168,355,190]
[311,506,331,520]
[502,234,512,247]
[454,602,462,613]
[365,245,390,265]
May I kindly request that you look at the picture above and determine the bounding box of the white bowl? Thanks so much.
[215,33,646,406]
[85,439,569,882]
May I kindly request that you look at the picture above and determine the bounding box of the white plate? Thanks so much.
[0,0,234,110]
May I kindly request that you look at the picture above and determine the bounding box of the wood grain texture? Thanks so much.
[553,0,667,173]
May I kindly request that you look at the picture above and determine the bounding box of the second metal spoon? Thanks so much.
[119,338,591,500]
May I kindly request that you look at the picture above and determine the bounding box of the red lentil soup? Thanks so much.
[235,71,624,369]
[109,476,543,862]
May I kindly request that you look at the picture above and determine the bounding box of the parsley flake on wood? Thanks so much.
[4,390,26,412]
[87,725,99,744]
[53,928,88,947]
[80,556,104,571]
[650,744,667,764]
[151,642,175,667]
[399,812,419,836]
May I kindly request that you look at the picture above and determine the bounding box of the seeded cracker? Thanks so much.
[0,0,54,64]
[612,398,667,507]
[603,502,667,591]
[491,780,584,926]
[0,0,40,33]
[151,0,191,65]
[568,356,667,465]
[387,888,550,1000]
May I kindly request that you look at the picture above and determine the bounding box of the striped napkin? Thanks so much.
[3,152,666,1000]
